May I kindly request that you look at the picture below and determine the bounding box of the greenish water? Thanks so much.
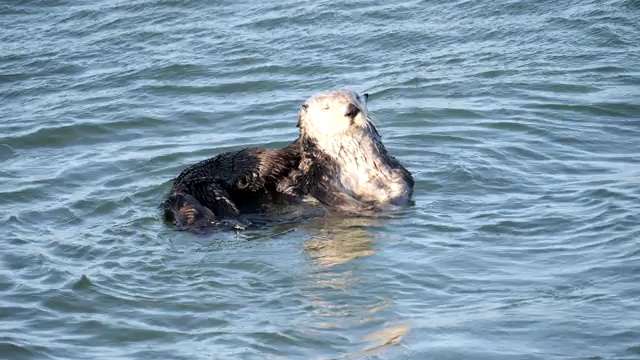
[1,0,640,359]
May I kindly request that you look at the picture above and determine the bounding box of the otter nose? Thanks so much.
[345,103,360,118]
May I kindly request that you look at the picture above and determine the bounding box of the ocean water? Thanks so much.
[1,0,639,359]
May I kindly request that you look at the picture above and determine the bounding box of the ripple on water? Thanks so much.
[1,0,640,359]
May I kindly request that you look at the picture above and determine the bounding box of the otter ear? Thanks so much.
[363,93,369,102]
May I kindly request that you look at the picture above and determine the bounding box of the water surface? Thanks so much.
[1,0,639,359]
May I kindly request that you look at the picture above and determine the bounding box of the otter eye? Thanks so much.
[345,103,360,119]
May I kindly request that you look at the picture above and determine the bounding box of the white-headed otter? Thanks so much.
[162,89,413,232]
[279,89,414,213]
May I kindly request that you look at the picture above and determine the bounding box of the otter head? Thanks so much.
[297,89,378,148]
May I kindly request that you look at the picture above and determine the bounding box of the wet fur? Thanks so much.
[162,89,413,232]
[162,144,300,232]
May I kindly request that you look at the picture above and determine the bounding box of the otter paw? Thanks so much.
[218,219,251,231]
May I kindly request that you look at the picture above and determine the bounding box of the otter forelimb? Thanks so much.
[277,139,376,214]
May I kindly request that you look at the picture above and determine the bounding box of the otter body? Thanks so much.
[162,144,300,232]
[162,89,413,232]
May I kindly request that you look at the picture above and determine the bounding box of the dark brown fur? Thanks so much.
[162,142,301,232]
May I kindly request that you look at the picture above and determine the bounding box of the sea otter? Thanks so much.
[162,89,413,232]
[278,89,414,213]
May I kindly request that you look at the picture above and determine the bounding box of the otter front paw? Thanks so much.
[219,219,250,231]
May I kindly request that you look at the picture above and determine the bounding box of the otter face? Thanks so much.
[297,89,373,141]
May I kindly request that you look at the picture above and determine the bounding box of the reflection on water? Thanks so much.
[300,214,411,357]
[361,325,410,356]
[302,215,379,268]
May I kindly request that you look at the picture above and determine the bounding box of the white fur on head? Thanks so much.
[298,89,374,146]
[297,89,412,206]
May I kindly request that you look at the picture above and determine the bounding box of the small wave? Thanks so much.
[142,80,286,95]
[525,103,631,117]
[472,69,520,78]
[405,133,484,145]
[0,340,52,360]
[476,120,553,137]
[137,63,211,81]
[0,117,169,150]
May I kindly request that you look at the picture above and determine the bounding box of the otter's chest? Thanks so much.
[335,150,411,206]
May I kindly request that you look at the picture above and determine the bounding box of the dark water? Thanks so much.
[2,0,640,359]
